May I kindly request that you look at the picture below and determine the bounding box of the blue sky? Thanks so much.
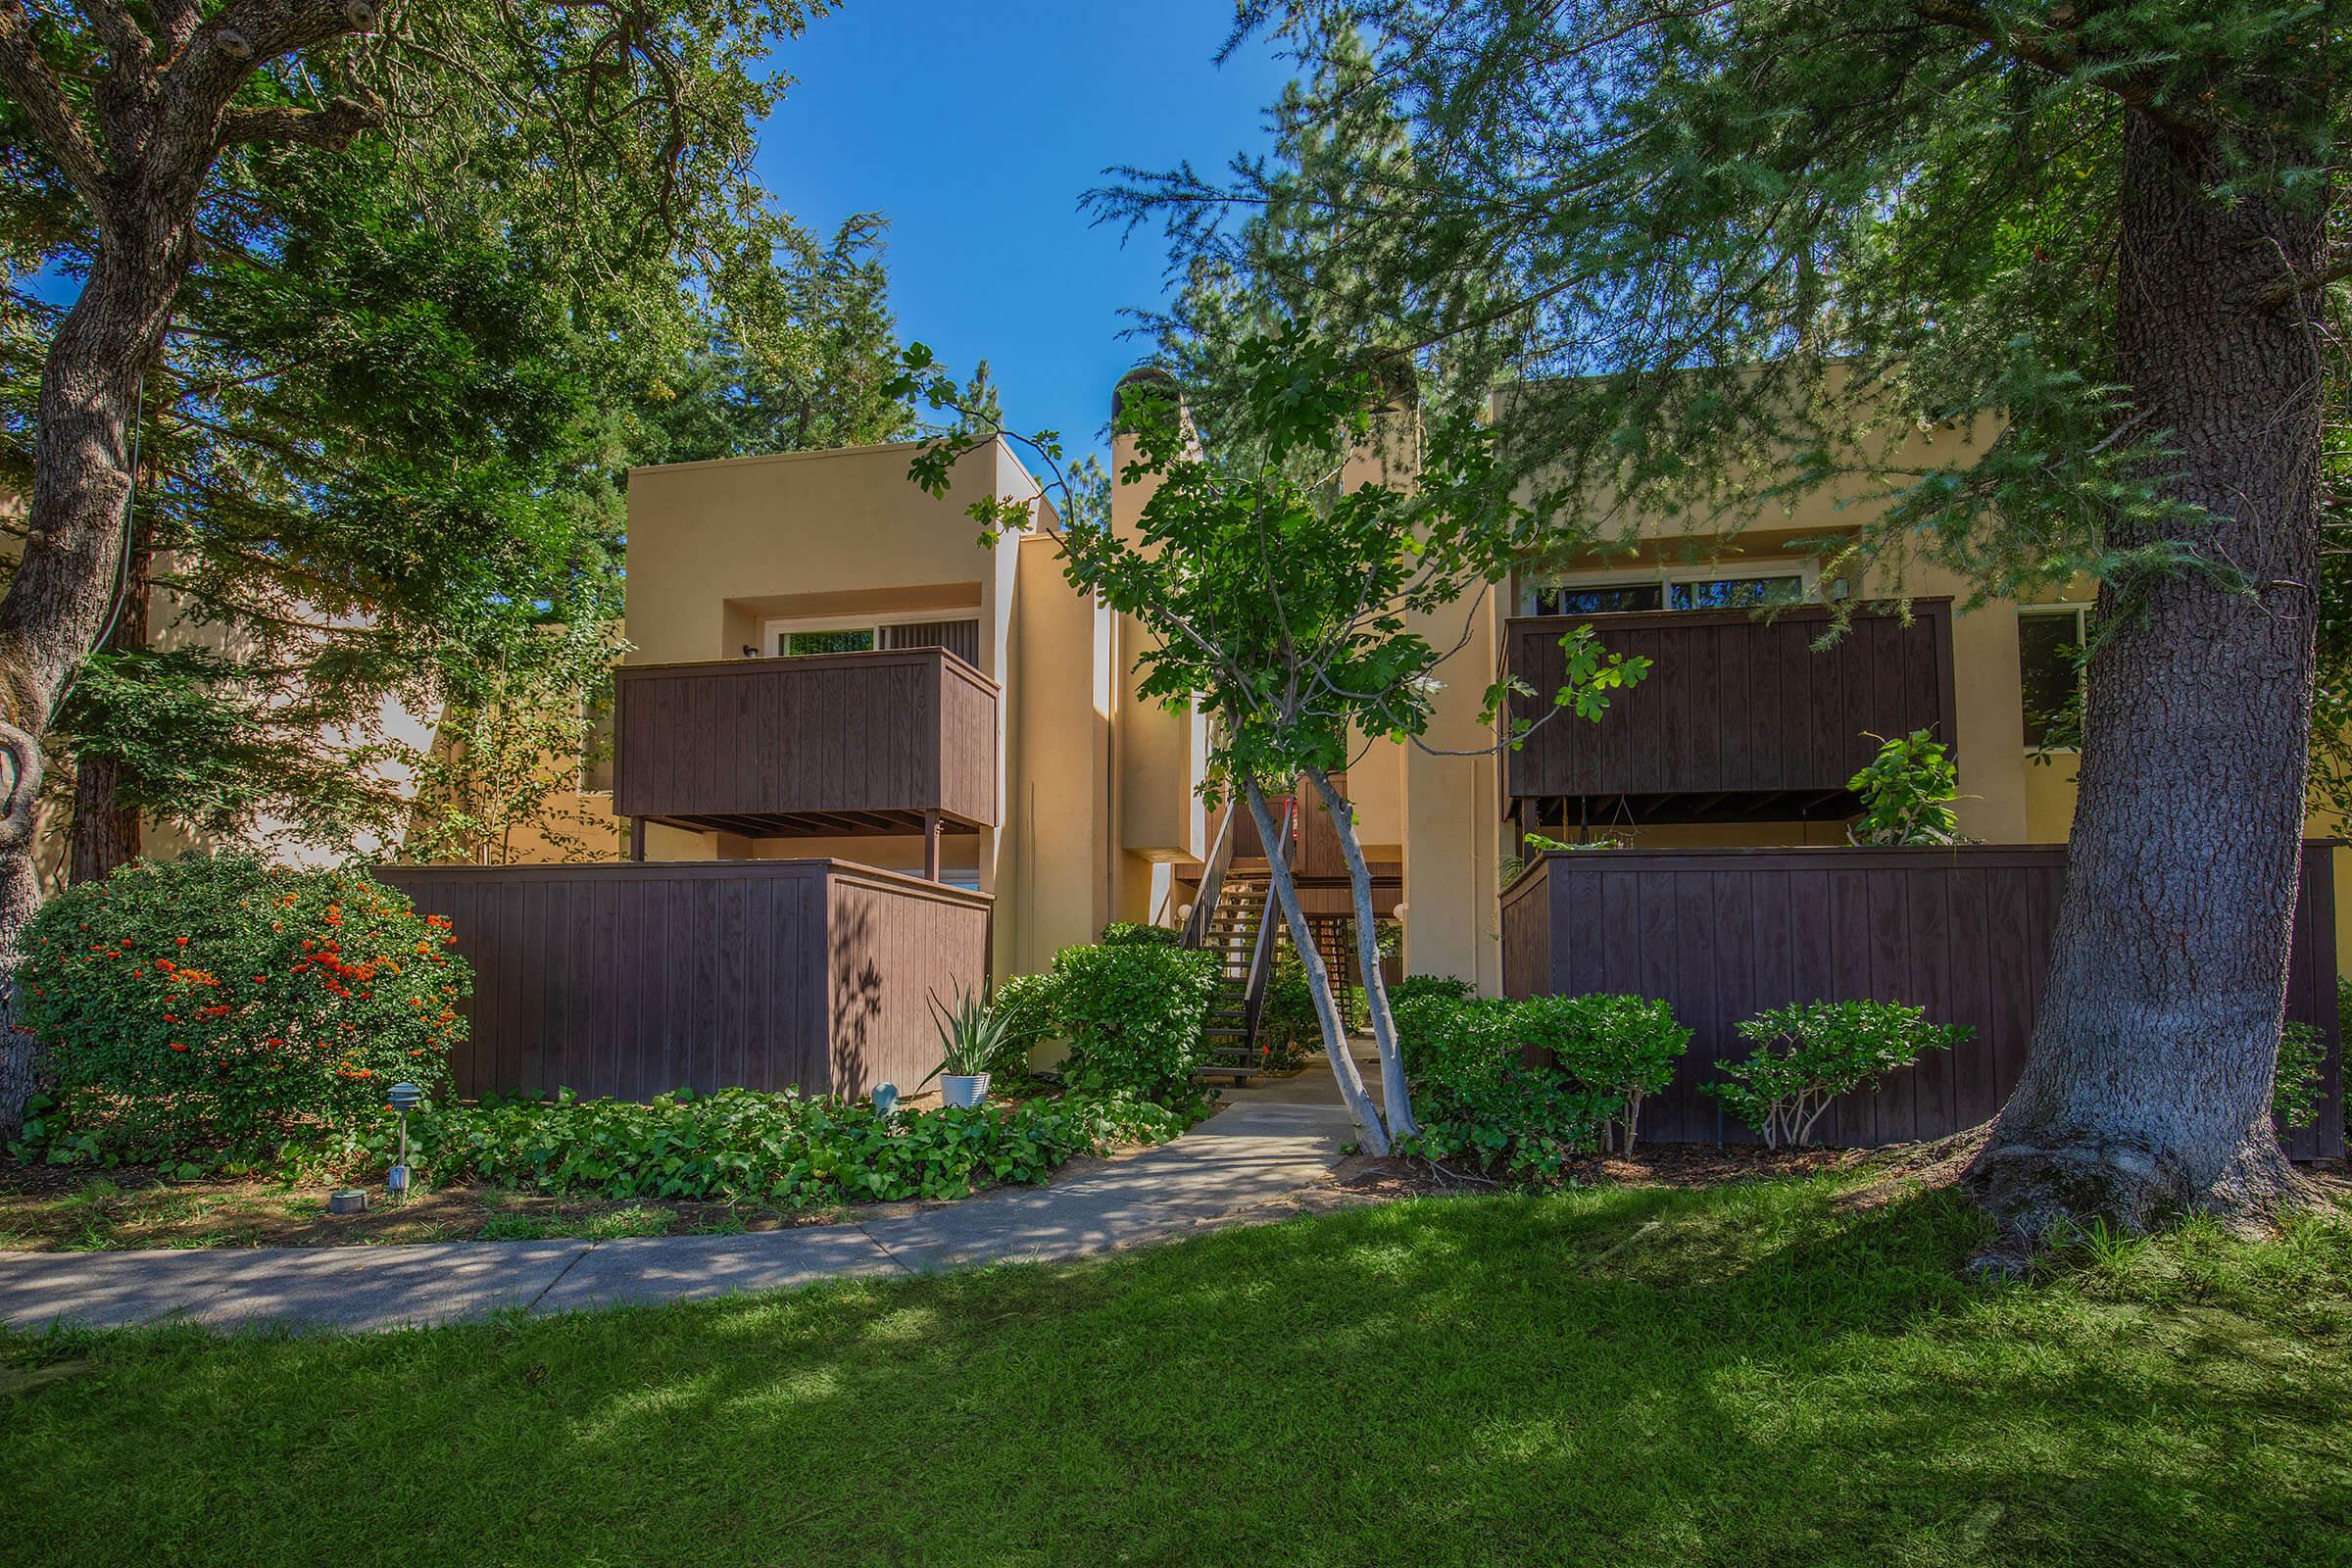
[758,2,1291,466]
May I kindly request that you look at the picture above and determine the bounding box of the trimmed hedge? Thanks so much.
[1053,940,1219,1100]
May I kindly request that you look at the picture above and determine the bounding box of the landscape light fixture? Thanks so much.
[385,1081,425,1196]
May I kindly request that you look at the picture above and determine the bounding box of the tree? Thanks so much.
[1103,0,2340,1244]
[5,137,909,881]
[634,215,913,465]
[0,0,819,1132]
[401,618,629,866]
[895,331,1645,1154]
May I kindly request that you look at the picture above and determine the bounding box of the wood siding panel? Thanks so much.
[1502,601,1958,808]
[612,648,1000,827]
[376,861,991,1102]
[1495,844,2346,1156]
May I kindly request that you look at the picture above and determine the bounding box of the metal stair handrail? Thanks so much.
[1239,795,1297,1048]
[1181,795,1241,950]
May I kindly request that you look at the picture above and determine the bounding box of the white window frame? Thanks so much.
[1518,561,1820,616]
[2018,603,2094,755]
[760,608,983,660]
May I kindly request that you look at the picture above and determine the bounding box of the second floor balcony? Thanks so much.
[1502,599,1957,823]
[612,647,999,839]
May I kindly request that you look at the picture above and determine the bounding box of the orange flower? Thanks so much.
[174,936,188,947]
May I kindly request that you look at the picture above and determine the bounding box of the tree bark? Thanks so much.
[1244,776,1390,1154]
[1303,764,1419,1139]
[68,539,152,886]
[0,236,188,1133]
[1972,109,2329,1244]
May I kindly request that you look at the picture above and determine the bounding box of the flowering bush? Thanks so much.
[16,854,470,1164]
[377,1087,1189,1204]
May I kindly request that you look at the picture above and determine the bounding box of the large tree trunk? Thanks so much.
[1303,764,1419,1140]
[1972,111,2329,1244]
[69,539,153,886]
[1243,776,1391,1154]
[0,235,192,1134]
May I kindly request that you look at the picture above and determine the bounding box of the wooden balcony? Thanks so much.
[1502,600,1957,824]
[612,648,998,839]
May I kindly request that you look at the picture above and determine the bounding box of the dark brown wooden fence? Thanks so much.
[1502,602,1957,820]
[612,648,998,838]
[1500,843,2345,1159]
[377,860,993,1102]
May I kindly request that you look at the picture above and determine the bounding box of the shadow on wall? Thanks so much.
[830,902,884,1093]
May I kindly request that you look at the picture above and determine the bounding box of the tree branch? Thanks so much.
[0,2,114,211]
[1910,0,2205,137]
[218,94,384,150]
[2260,247,2352,309]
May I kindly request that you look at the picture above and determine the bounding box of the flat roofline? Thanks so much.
[626,432,1044,500]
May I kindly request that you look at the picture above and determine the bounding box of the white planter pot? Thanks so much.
[940,1072,991,1108]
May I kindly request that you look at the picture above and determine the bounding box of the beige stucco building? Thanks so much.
[604,403,2258,992]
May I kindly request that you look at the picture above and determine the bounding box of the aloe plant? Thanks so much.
[925,984,1011,1082]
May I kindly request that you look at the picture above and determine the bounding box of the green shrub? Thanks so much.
[1099,921,1180,947]
[1258,948,1320,1068]
[1387,973,1475,1013]
[1516,994,1691,1153]
[1052,941,1219,1100]
[2276,1021,2324,1130]
[1846,729,1962,846]
[1392,985,1611,1179]
[986,972,1060,1079]
[16,854,470,1166]
[383,1088,1189,1204]
[1703,1000,1970,1149]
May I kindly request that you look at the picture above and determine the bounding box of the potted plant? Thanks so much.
[925,984,1009,1108]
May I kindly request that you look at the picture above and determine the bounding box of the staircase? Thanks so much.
[1182,794,1298,1085]
[1304,916,1356,1031]
[1198,874,1271,1080]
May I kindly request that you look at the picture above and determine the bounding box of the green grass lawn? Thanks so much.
[5,1178,2350,1567]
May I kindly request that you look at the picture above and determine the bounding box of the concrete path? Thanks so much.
[0,1057,1373,1335]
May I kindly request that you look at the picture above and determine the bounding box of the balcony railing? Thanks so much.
[612,647,998,838]
[1502,600,1957,822]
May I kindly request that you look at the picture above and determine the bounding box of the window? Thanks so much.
[2020,607,2090,750]
[776,627,875,657]
[1668,574,1804,610]
[766,614,982,665]
[1520,567,1811,616]
[1525,580,1663,616]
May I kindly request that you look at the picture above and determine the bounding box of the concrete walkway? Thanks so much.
[0,1057,1375,1335]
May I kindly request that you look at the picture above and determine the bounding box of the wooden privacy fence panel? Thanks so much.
[376,860,993,1102]
[1502,602,1957,809]
[1500,844,2345,1159]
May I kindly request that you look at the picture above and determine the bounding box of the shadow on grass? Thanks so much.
[6,1181,2351,1567]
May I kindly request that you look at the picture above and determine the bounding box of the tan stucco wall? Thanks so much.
[1399,584,1506,995]
[1006,530,1116,972]
[619,436,1123,977]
